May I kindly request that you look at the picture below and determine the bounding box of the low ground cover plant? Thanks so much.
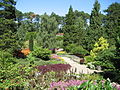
[49,80,87,90]
[68,79,117,90]
[36,64,71,74]
[49,79,120,90]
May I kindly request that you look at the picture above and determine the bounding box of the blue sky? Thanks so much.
[16,0,120,16]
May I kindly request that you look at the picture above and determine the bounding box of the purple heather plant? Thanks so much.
[36,64,71,74]
[49,80,87,90]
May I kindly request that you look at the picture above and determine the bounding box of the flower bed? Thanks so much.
[50,54,64,61]
[36,64,71,74]
[49,79,120,90]
[49,80,87,90]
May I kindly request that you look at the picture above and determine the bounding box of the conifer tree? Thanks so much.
[74,10,90,29]
[63,6,76,46]
[63,6,86,48]
[0,0,16,19]
[90,0,102,29]
[0,0,17,50]
[104,3,120,62]
[104,3,120,45]
[74,17,86,45]
[90,37,109,58]
[85,0,104,51]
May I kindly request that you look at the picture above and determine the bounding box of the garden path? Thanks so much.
[61,56,102,74]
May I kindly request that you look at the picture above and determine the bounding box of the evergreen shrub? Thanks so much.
[66,44,89,55]
[32,47,52,60]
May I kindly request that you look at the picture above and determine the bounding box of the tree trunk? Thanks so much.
[29,35,34,51]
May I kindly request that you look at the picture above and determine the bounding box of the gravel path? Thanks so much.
[61,56,102,74]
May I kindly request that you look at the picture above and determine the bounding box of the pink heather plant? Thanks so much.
[49,80,87,90]
[112,82,120,90]
[49,80,120,90]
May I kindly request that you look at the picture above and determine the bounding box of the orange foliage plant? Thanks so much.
[21,48,31,56]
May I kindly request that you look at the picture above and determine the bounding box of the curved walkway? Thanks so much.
[61,56,102,74]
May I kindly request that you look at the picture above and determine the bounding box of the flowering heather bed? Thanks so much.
[49,80,120,90]
[49,80,87,90]
[36,64,71,74]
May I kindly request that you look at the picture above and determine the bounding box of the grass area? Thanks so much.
[34,59,66,66]
[16,58,65,66]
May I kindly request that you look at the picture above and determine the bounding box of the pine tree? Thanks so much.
[74,17,86,45]
[0,0,17,50]
[50,12,63,25]
[63,6,87,48]
[0,0,16,19]
[104,3,120,46]
[74,10,90,28]
[85,0,104,51]
[63,6,76,46]
[104,3,120,62]
[90,0,102,29]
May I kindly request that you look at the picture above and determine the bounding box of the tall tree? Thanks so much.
[36,13,58,49]
[74,10,90,29]
[104,3,120,62]
[74,17,86,45]
[50,12,63,25]
[0,0,16,19]
[0,0,17,50]
[17,12,39,50]
[50,12,64,33]
[90,0,102,29]
[104,2,120,46]
[63,6,86,48]
[63,6,76,47]
[84,0,104,51]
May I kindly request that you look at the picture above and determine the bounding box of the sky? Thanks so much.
[16,0,120,16]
